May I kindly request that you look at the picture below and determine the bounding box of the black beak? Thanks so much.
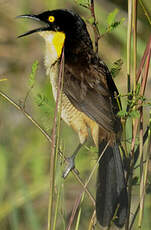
[17,14,49,38]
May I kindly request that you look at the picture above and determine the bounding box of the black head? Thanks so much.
[17,9,88,38]
[17,9,93,61]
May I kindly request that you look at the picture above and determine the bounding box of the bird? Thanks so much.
[17,9,128,228]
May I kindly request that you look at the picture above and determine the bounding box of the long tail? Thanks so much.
[96,140,128,227]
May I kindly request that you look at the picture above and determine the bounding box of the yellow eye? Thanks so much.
[48,16,55,23]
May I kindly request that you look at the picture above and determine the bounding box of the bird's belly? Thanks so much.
[49,68,89,144]
[49,64,110,145]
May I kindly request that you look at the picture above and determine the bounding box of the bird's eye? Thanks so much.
[48,16,55,23]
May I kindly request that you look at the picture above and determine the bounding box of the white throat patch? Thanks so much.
[39,31,65,73]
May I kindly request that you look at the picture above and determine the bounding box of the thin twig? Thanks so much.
[48,51,65,230]
[136,36,151,83]
[89,0,100,54]
[138,0,151,25]
[126,1,137,229]
[126,29,151,230]
[138,111,151,227]
[0,90,95,205]
[133,145,151,229]
[88,210,96,230]
[138,46,148,226]
[23,85,34,109]
[0,90,52,142]
[126,41,151,176]
[132,0,137,95]
[134,160,146,170]
[129,203,140,230]
[127,0,132,94]
[66,141,110,230]
[140,46,151,96]
[138,106,144,227]
[125,0,133,159]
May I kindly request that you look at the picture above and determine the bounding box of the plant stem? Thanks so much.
[137,47,151,226]
[66,141,110,230]
[126,1,137,229]
[133,0,137,94]
[125,1,133,230]
[0,91,52,142]
[137,36,151,83]
[125,0,133,158]
[139,0,151,25]
[89,0,100,54]
[138,111,151,226]
[0,90,95,205]
[127,0,132,93]
[48,51,64,230]
[138,106,144,227]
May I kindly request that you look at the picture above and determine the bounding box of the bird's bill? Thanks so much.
[17,14,49,38]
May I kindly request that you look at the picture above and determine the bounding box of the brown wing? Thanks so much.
[63,66,119,133]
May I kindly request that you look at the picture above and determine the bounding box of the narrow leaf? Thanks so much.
[75,0,89,7]
[107,9,119,26]
[28,60,38,87]
[129,110,140,118]
[117,110,128,118]
[110,59,123,78]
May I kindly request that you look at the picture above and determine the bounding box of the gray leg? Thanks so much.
[62,143,83,178]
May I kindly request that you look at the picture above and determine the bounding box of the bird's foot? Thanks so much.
[62,154,79,178]
[62,143,83,178]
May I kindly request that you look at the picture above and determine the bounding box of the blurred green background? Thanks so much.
[0,0,151,229]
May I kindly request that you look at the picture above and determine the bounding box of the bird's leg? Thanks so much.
[62,143,83,178]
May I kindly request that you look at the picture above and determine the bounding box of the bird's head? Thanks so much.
[17,9,92,61]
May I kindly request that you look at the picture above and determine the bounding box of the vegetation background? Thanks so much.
[0,0,151,229]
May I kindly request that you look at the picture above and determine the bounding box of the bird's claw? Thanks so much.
[62,156,79,178]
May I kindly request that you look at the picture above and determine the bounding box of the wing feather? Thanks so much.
[63,67,118,132]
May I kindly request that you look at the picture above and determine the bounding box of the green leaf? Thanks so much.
[117,110,128,118]
[35,94,48,107]
[89,146,97,153]
[35,93,53,118]
[136,83,141,96]
[108,18,125,32]
[110,21,120,30]
[110,59,123,78]
[107,9,119,26]
[28,60,38,87]
[88,16,94,25]
[129,110,140,118]
[105,9,125,33]
[75,0,89,7]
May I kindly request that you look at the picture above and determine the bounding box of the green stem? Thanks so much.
[126,1,137,229]
[138,106,144,227]
[139,0,151,25]
[48,51,64,230]
[127,0,132,84]
[133,0,137,95]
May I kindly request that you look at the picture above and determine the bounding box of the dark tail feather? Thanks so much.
[96,141,128,227]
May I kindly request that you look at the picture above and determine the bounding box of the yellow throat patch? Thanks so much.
[52,32,66,57]
[39,31,65,58]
